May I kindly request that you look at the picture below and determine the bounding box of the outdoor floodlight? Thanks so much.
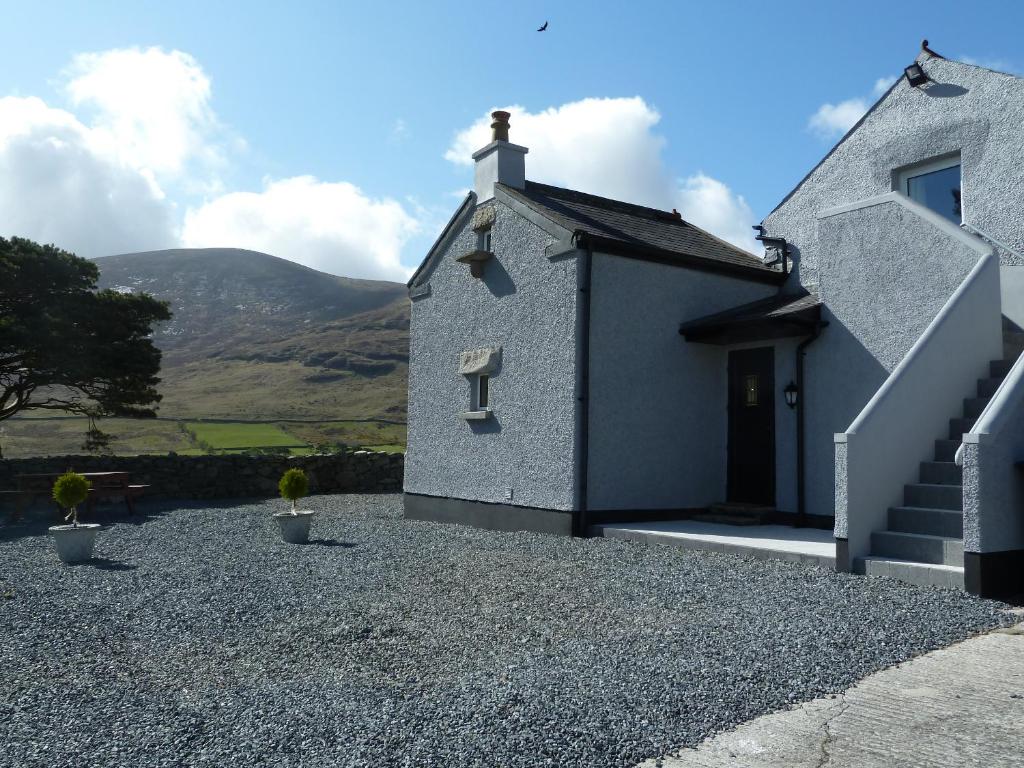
[904,63,928,88]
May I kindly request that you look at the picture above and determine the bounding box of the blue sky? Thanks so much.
[0,1,1020,280]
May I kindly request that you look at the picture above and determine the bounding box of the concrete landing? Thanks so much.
[592,521,836,568]
[637,620,1024,768]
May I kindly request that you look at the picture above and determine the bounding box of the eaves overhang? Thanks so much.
[576,231,788,285]
[407,191,476,288]
[679,292,824,345]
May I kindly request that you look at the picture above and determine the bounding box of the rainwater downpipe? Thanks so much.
[573,230,593,537]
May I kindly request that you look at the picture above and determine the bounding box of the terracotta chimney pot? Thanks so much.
[490,111,511,142]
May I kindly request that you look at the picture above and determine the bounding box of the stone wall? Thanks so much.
[0,451,404,501]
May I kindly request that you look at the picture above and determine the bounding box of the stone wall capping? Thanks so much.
[0,452,404,503]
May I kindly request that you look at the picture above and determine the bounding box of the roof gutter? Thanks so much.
[752,226,791,276]
[582,233,786,285]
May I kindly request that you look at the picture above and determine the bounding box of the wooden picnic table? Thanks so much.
[9,472,149,522]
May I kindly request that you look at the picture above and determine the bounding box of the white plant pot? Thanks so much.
[273,511,314,544]
[49,524,101,564]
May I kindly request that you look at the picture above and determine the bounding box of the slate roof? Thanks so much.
[679,290,822,339]
[498,180,780,277]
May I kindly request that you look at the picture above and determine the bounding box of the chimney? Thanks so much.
[472,110,528,202]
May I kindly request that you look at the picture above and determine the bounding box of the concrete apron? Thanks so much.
[637,619,1024,768]
[592,521,836,569]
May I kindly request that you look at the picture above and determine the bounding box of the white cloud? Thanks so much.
[0,47,233,259]
[808,98,870,138]
[809,75,899,139]
[181,176,419,281]
[675,174,759,253]
[0,47,424,278]
[446,97,671,208]
[445,98,758,252]
[63,46,224,176]
[0,96,176,257]
[872,76,898,97]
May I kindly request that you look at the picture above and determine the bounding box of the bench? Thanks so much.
[87,483,150,515]
[9,472,148,521]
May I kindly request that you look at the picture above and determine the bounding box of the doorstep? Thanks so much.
[591,519,836,568]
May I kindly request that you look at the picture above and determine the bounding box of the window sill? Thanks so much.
[459,409,493,421]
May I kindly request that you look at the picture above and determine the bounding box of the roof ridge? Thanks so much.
[523,180,688,225]
[521,179,761,261]
[938,54,1024,81]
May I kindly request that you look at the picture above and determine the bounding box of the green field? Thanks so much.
[1,417,405,458]
[185,422,305,450]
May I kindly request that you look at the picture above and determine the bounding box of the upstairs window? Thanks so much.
[898,156,961,223]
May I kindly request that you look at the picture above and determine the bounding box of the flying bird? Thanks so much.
[537,21,548,31]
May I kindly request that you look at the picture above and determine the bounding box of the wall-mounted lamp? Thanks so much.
[904,62,928,88]
[783,380,799,409]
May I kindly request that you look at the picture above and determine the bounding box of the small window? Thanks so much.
[898,157,961,223]
[476,374,489,409]
[744,374,759,407]
[477,228,492,253]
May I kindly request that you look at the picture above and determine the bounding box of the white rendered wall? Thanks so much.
[404,200,579,511]
[961,351,1024,554]
[829,194,999,561]
[585,253,776,511]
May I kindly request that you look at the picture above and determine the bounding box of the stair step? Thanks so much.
[934,439,961,463]
[690,513,763,526]
[854,556,965,590]
[949,417,976,440]
[919,461,963,485]
[904,483,963,511]
[871,530,963,566]
[889,506,964,537]
[977,376,1004,398]
[962,397,990,419]
[991,359,1014,378]
[1003,331,1024,362]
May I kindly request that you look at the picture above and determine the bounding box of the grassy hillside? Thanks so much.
[1,249,411,458]
[1,417,407,458]
[94,248,410,423]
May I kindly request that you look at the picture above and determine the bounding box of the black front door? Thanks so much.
[727,347,775,505]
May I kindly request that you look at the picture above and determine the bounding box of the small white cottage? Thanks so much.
[404,43,1024,598]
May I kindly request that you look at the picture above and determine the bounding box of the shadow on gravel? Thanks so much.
[71,557,137,572]
[306,539,357,548]
[0,518,53,542]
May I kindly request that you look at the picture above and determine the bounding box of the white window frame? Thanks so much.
[474,373,490,410]
[477,227,492,253]
[895,153,963,220]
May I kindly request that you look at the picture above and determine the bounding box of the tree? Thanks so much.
[0,236,171,424]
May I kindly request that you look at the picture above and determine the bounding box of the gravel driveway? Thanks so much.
[0,494,1013,767]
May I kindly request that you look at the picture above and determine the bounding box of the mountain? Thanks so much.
[94,248,409,421]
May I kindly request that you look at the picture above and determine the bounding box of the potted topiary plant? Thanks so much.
[274,468,314,543]
[49,471,99,563]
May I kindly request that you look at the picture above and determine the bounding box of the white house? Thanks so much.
[403,44,1024,598]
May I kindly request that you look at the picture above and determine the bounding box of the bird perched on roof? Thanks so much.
[921,39,944,59]
[537,21,548,31]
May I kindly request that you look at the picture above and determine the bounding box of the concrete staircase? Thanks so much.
[854,325,1024,589]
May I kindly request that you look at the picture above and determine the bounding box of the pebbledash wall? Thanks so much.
[403,196,580,527]
[0,452,404,501]
[762,55,1024,291]
[763,54,1024,520]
